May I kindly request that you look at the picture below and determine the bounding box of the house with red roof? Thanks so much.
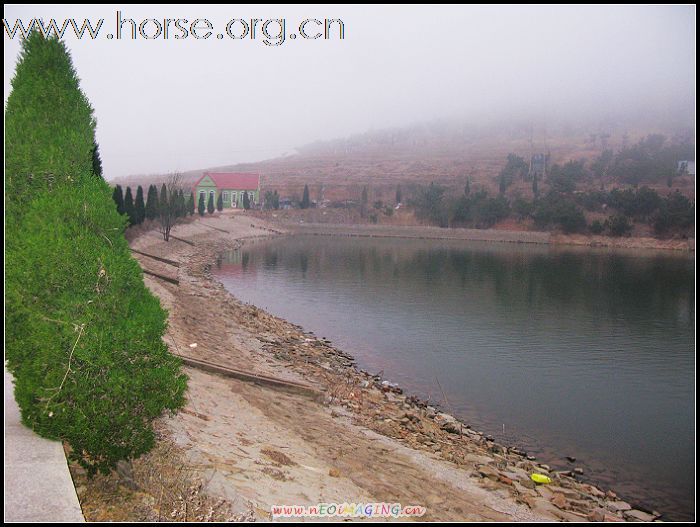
[192,172,261,209]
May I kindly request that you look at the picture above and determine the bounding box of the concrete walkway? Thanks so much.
[4,367,84,522]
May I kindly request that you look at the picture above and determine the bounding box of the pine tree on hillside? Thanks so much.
[134,186,145,224]
[112,184,124,215]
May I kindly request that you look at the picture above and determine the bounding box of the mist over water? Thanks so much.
[214,236,694,521]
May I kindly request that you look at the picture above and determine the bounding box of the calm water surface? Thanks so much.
[213,235,694,520]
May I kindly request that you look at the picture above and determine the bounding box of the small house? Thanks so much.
[193,172,261,209]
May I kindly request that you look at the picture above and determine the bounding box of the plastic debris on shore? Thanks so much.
[530,473,552,485]
[189,343,198,348]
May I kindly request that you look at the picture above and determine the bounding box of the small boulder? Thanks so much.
[623,509,657,522]
[606,500,632,513]
[550,492,568,510]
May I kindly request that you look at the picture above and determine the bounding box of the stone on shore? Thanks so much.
[623,509,657,522]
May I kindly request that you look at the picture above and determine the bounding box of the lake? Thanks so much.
[213,235,695,520]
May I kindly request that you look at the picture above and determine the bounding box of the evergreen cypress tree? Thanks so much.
[112,184,124,214]
[207,193,215,214]
[360,185,369,217]
[145,184,158,220]
[396,185,402,204]
[187,193,195,216]
[134,185,145,224]
[243,191,250,210]
[5,31,185,475]
[217,193,224,212]
[159,183,168,216]
[178,189,186,217]
[301,185,310,209]
[198,193,206,216]
[124,186,135,225]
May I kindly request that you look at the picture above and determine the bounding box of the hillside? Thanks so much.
[113,120,694,204]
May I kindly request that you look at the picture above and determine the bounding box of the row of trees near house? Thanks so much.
[263,190,281,210]
[112,183,190,225]
[5,32,186,475]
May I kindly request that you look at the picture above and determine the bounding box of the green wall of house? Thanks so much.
[194,175,259,208]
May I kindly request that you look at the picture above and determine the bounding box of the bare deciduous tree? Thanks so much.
[157,172,184,241]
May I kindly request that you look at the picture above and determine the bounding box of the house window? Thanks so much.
[222,191,229,202]
[232,192,237,203]
[199,190,205,202]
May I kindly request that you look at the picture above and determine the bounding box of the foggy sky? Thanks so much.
[3,5,695,180]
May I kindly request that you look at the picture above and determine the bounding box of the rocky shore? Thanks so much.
[77,212,662,521]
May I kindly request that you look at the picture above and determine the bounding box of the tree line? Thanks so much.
[411,152,694,238]
[497,134,694,197]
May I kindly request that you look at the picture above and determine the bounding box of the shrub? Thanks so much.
[548,160,587,193]
[512,196,534,220]
[605,214,633,237]
[589,220,605,235]
[653,192,694,235]
[533,193,587,233]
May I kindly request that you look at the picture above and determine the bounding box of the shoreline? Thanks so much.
[77,213,662,521]
[267,219,695,253]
